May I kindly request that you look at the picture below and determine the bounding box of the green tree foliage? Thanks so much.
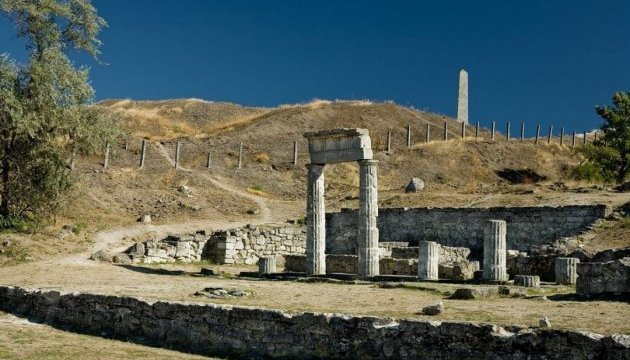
[0,0,120,225]
[576,92,630,184]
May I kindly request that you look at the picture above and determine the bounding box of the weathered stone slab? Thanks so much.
[303,128,373,164]
[577,257,630,295]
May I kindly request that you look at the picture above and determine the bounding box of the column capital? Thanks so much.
[357,159,379,166]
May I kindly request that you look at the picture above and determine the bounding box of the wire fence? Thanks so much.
[98,121,600,171]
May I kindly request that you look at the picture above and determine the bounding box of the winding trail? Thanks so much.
[56,142,300,266]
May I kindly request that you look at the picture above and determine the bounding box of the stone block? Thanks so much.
[514,275,540,287]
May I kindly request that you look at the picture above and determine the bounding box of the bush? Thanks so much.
[571,162,604,182]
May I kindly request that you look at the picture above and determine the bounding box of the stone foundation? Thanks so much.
[284,255,479,280]
[326,205,609,254]
[577,258,630,295]
[0,286,628,359]
[120,224,306,266]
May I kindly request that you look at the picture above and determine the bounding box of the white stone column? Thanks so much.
[418,241,439,280]
[457,69,469,125]
[306,164,326,276]
[258,256,277,274]
[483,220,508,282]
[555,257,579,285]
[357,159,379,277]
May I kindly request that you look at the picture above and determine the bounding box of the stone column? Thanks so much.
[306,164,326,276]
[514,275,540,287]
[357,159,379,277]
[483,220,508,282]
[417,241,439,280]
[258,256,277,274]
[555,257,579,285]
[457,69,468,124]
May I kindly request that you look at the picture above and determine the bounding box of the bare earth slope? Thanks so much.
[0,98,626,266]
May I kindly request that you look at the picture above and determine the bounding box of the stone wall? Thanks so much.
[120,224,306,266]
[390,245,471,263]
[326,205,609,254]
[205,224,306,265]
[577,258,630,295]
[0,286,628,359]
[507,255,556,282]
[285,255,478,279]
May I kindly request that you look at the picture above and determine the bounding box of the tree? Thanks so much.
[588,91,630,184]
[0,0,119,226]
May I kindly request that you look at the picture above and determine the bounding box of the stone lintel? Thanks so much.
[304,128,373,164]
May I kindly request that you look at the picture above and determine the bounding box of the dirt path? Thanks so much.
[54,143,302,266]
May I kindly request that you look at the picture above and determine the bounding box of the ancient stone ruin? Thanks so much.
[303,128,379,277]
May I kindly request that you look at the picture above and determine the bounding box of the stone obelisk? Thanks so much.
[457,69,469,125]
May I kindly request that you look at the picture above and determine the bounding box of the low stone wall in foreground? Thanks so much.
[0,286,628,359]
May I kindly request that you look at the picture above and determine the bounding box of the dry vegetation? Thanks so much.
[0,99,628,358]
[0,313,215,360]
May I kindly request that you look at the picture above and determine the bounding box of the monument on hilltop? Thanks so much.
[457,69,469,124]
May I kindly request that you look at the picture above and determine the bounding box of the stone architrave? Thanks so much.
[418,241,439,280]
[483,220,508,282]
[457,69,469,124]
[357,159,379,277]
[555,257,579,285]
[303,128,373,164]
[306,164,326,276]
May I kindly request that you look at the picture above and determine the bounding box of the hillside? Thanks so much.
[1,98,626,266]
[98,98,586,201]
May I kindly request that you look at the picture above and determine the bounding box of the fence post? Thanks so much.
[520,122,525,142]
[535,124,540,144]
[443,121,448,141]
[475,121,479,139]
[461,122,465,139]
[387,131,392,152]
[594,131,598,143]
[293,141,298,165]
[139,139,147,168]
[583,130,587,146]
[103,142,110,169]
[572,131,576,148]
[491,121,496,141]
[506,121,511,141]
[407,125,411,147]
[238,142,243,169]
[547,125,553,144]
[174,141,181,169]
[560,127,565,146]
[206,152,212,170]
[425,124,430,143]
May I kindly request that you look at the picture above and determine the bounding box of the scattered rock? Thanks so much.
[616,182,630,192]
[1,239,10,247]
[200,268,216,276]
[496,169,547,184]
[246,209,260,215]
[177,185,190,194]
[56,224,77,239]
[450,287,496,300]
[405,177,425,193]
[539,316,551,328]
[193,287,250,299]
[421,301,443,316]
[112,254,132,264]
[506,250,520,259]
[90,250,112,262]
[139,214,152,224]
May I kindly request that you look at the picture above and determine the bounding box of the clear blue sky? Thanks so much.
[1,0,629,134]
